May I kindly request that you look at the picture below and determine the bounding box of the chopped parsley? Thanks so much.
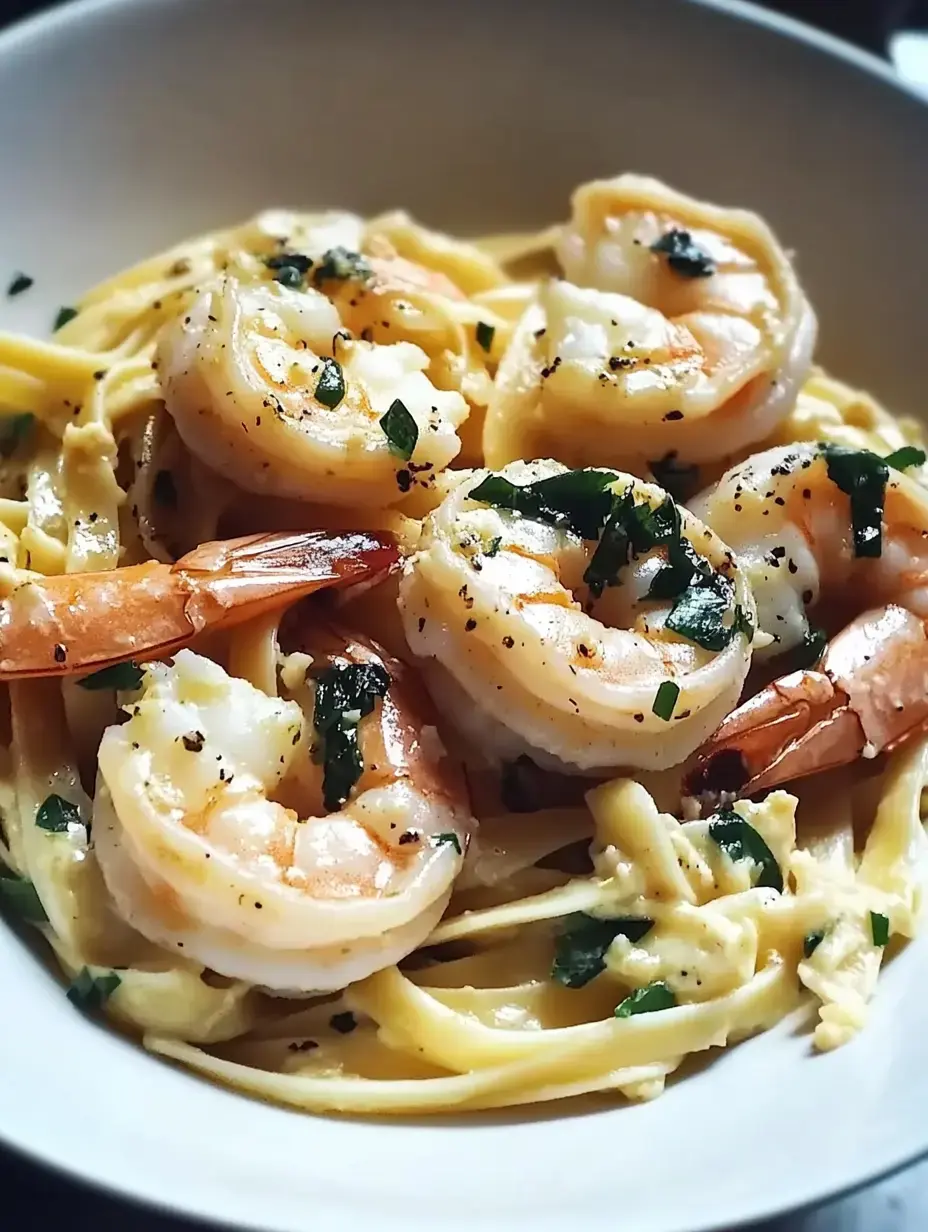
[649,454,701,503]
[821,444,888,559]
[78,661,144,692]
[469,468,620,541]
[650,230,715,278]
[379,398,418,461]
[484,536,502,558]
[652,680,679,721]
[312,247,373,286]
[53,305,78,331]
[615,981,677,1018]
[67,968,121,1011]
[0,412,34,459]
[708,805,783,892]
[665,572,740,652]
[264,251,313,288]
[315,357,346,409]
[475,321,495,353]
[6,272,33,297]
[552,913,654,989]
[0,875,48,923]
[35,794,81,834]
[795,626,827,670]
[434,832,462,855]
[884,445,926,472]
[803,929,825,958]
[870,911,890,947]
[583,489,636,599]
[311,662,391,811]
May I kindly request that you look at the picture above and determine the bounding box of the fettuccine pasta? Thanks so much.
[0,172,925,1116]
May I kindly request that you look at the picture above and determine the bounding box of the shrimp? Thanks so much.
[95,637,472,993]
[158,274,469,508]
[398,459,756,773]
[483,174,816,472]
[0,529,397,680]
[687,441,928,798]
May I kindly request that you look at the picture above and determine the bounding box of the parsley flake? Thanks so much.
[6,272,33,297]
[821,444,888,559]
[652,680,680,721]
[67,968,121,1011]
[884,445,926,472]
[434,832,463,856]
[708,805,783,892]
[315,357,346,409]
[312,662,390,811]
[870,911,890,947]
[379,398,418,461]
[475,321,495,353]
[312,248,373,286]
[552,914,654,989]
[615,981,677,1017]
[264,251,313,288]
[36,794,82,834]
[53,306,78,331]
[650,230,715,278]
[469,468,620,541]
[78,661,144,692]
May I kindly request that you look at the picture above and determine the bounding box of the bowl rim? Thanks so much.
[0,0,927,1228]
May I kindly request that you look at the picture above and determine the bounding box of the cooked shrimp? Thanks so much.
[95,638,472,993]
[687,441,928,798]
[398,459,755,773]
[0,529,397,680]
[158,274,469,508]
[483,174,816,471]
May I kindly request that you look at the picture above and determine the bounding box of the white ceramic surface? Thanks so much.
[1,2,927,1230]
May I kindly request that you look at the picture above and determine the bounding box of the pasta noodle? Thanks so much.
[0,172,926,1117]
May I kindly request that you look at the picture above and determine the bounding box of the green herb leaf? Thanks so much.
[583,489,633,598]
[53,306,78,331]
[379,398,418,461]
[469,468,620,541]
[870,911,890,947]
[315,357,346,410]
[652,680,680,721]
[475,321,495,353]
[0,412,34,459]
[312,662,391,811]
[708,805,783,892]
[732,605,755,643]
[67,967,120,1011]
[649,454,701,503]
[78,661,144,692]
[0,875,47,923]
[312,247,373,286]
[35,794,81,834]
[615,981,677,1018]
[484,536,502,558]
[665,573,737,652]
[264,251,313,288]
[803,929,825,958]
[884,445,926,472]
[821,444,888,559]
[795,626,827,670]
[552,913,654,989]
[434,832,462,856]
[650,230,715,278]
[6,272,33,297]
[500,755,544,813]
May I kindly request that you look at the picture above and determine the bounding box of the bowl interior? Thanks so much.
[0,2,927,1230]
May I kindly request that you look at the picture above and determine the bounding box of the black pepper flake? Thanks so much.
[417,617,426,633]
[464,618,477,632]
[398,831,420,846]
[182,731,205,753]
[329,1011,358,1034]
[93,369,107,381]
[633,713,644,723]
[288,1039,319,1052]
[53,643,67,664]
[502,635,514,648]
[664,410,684,421]
[396,469,412,493]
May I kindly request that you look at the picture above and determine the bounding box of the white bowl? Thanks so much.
[1,2,927,1230]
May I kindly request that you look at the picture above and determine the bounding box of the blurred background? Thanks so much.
[0,0,926,1229]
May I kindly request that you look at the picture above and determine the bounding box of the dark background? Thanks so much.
[0,0,926,1229]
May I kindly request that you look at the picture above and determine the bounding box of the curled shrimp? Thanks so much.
[0,529,397,680]
[398,459,755,773]
[158,273,469,508]
[687,441,928,798]
[483,174,816,472]
[95,633,472,993]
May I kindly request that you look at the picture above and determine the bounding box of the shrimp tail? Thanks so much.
[685,604,928,802]
[0,529,398,680]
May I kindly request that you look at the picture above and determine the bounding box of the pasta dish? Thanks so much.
[1,173,926,1115]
